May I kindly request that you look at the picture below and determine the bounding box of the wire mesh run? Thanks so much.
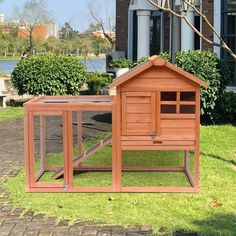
[33,115,64,183]
[121,150,194,188]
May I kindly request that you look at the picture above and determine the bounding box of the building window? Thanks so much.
[132,11,138,61]
[221,0,236,85]
[150,11,161,56]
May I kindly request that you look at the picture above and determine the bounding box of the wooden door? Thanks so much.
[121,92,156,136]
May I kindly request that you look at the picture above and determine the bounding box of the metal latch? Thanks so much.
[64,184,69,190]
[150,131,157,140]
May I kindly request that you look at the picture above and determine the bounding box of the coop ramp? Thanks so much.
[52,134,112,179]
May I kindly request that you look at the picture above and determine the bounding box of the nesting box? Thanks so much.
[109,56,207,192]
[24,56,207,193]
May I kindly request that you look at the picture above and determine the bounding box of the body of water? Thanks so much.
[0,59,106,74]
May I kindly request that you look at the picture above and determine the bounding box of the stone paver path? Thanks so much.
[0,118,153,236]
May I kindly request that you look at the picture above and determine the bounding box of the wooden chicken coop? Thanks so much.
[24,56,207,192]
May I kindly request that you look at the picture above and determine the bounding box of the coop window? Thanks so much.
[161,92,177,101]
[180,92,196,101]
[161,105,176,114]
[180,105,195,114]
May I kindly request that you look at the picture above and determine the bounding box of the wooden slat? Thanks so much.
[126,104,151,113]
[123,78,195,90]
[33,182,64,188]
[126,123,151,131]
[125,92,152,96]
[177,91,180,114]
[161,119,195,128]
[121,92,127,135]
[161,128,195,136]
[151,92,156,133]
[126,123,151,135]
[70,166,185,172]
[126,97,150,104]
[29,187,114,192]
[136,67,176,79]
[121,135,195,141]
[126,114,151,123]
[122,146,195,151]
[122,140,195,146]
[161,114,196,119]
[121,87,196,92]
[156,91,161,136]
[160,101,177,105]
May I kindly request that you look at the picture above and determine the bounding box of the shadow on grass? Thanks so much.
[201,152,236,166]
[170,213,236,236]
[192,212,236,236]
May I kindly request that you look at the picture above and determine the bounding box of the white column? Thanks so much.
[127,9,134,60]
[137,10,151,60]
[181,9,195,51]
[213,0,221,57]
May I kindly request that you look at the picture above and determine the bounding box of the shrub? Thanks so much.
[213,92,236,124]
[11,55,87,96]
[86,72,112,95]
[110,58,135,68]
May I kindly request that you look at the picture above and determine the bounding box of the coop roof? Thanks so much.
[109,56,208,88]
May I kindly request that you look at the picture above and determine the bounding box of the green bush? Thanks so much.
[110,58,135,68]
[11,55,87,96]
[213,92,236,124]
[86,72,112,95]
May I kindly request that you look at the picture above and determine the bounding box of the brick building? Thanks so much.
[18,24,47,41]
[116,0,236,83]
[0,13,58,41]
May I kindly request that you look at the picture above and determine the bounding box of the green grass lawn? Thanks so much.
[2,125,236,235]
[0,107,24,121]
[0,56,21,61]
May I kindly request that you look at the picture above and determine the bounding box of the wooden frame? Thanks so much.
[24,56,207,193]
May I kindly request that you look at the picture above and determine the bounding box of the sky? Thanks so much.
[0,0,115,32]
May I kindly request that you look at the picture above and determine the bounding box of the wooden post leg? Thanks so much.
[184,150,189,171]
[24,109,30,191]
[194,148,200,191]
[112,103,122,192]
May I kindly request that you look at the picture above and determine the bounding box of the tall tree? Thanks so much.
[59,22,78,40]
[87,0,115,50]
[14,0,53,57]
[148,0,236,60]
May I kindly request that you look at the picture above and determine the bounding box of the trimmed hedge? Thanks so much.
[11,55,87,96]
[213,92,236,124]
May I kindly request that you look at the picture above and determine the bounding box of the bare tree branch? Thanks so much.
[14,0,53,57]
[148,0,236,60]
[87,0,115,50]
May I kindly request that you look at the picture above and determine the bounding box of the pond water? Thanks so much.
[0,58,106,74]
